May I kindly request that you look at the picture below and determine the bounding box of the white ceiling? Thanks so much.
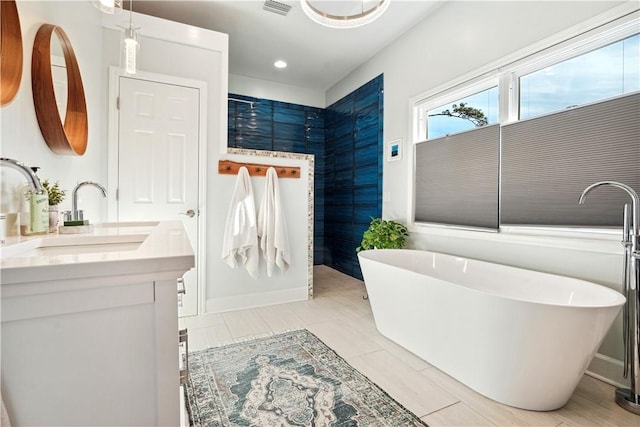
[132,0,442,91]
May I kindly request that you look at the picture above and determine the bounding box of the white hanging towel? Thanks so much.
[258,167,291,277]
[221,166,259,279]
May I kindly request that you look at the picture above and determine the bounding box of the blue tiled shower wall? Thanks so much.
[324,76,383,279]
[228,74,383,280]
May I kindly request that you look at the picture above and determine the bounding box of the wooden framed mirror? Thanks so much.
[1,0,23,106]
[32,24,88,156]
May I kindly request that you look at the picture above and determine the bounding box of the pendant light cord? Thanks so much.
[129,0,133,29]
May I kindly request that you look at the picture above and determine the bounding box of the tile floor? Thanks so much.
[182,265,639,426]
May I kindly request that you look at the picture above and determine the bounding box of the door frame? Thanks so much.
[107,66,208,315]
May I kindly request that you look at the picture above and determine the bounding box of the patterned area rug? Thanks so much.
[184,329,428,426]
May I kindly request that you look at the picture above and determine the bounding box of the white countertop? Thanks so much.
[0,221,195,285]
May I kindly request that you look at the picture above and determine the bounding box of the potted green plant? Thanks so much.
[356,217,408,252]
[42,179,66,232]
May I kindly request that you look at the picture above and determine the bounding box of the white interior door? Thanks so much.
[117,76,200,317]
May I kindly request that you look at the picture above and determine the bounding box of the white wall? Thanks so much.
[326,0,634,386]
[230,74,325,107]
[207,151,311,313]
[1,1,106,224]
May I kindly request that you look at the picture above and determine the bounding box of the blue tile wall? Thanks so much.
[324,75,383,280]
[227,74,383,279]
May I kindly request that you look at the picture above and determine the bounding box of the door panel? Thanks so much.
[118,76,199,317]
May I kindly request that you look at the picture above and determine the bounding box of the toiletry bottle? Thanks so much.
[29,189,48,234]
[27,167,48,235]
[0,214,6,244]
[19,182,31,236]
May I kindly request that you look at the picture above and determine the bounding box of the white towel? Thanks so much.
[258,167,291,277]
[221,166,259,279]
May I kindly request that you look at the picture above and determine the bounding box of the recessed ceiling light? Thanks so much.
[274,60,287,69]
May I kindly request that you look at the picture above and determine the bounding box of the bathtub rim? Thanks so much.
[357,248,625,309]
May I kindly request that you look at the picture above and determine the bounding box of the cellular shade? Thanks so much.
[414,124,500,229]
[501,92,640,226]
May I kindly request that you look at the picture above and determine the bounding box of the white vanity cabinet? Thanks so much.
[0,221,194,426]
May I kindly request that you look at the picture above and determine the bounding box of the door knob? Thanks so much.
[179,209,196,218]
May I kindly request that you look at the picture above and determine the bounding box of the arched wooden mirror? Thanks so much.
[1,0,23,106]
[32,24,88,156]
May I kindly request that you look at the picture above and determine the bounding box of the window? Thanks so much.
[519,33,640,119]
[413,81,500,230]
[424,86,499,140]
[412,11,640,231]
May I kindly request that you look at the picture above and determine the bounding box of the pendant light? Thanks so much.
[301,0,390,29]
[121,0,139,75]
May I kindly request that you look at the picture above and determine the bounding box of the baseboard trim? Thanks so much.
[586,352,628,389]
[205,287,309,313]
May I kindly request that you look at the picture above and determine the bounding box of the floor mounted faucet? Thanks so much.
[72,181,107,221]
[579,180,640,414]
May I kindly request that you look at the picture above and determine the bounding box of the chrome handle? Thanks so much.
[623,204,632,247]
[179,209,196,218]
[179,328,189,385]
[177,278,186,308]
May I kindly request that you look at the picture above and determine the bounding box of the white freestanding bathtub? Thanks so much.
[358,249,625,411]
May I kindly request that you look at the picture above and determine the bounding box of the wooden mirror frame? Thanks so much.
[1,0,23,106]
[32,24,88,156]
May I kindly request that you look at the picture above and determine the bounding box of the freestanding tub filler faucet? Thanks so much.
[579,181,640,414]
[72,181,107,221]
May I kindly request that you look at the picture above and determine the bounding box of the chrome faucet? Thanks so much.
[0,157,44,193]
[72,181,107,220]
[579,180,640,414]
[579,181,639,255]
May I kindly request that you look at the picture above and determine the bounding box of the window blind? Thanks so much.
[501,92,640,226]
[414,124,500,229]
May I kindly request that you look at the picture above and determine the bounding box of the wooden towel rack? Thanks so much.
[218,160,300,179]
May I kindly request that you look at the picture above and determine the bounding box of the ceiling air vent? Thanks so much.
[263,0,292,16]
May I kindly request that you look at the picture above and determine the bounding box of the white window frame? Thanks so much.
[409,5,640,240]
[414,75,500,144]
[508,17,640,122]
[414,10,640,135]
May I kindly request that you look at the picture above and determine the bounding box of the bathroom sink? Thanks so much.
[0,220,193,288]
[1,233,148,258]
[19,241,143,257]
[95,221,160,228]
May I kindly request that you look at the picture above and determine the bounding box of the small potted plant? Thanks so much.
[42,179,66,232]
[356,217,409,252]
